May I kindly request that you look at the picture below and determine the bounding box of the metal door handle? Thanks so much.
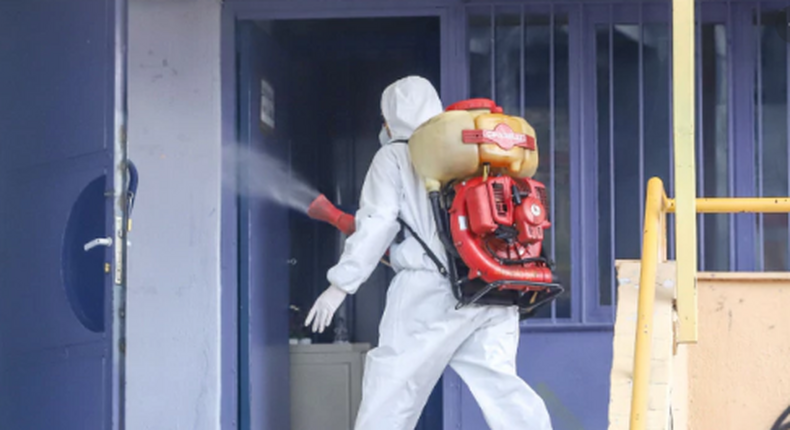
[126,160,139,232]
[84,237,113,252]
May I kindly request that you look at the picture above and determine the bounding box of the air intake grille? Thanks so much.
[492,183,507,217]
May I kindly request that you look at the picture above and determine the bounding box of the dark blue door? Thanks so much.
[0,1,127,429]
[237,22,292,430]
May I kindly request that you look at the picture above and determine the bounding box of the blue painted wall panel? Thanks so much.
[0,1,111,170]
[3,345,105,429]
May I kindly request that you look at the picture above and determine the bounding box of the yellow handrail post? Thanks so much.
[629,178,665,430]
[660,200,668,262]
[672,0,698,345]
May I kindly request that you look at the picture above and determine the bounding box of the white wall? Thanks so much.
[127,1,223,428]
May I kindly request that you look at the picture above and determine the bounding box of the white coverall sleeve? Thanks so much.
[327,146,402,294]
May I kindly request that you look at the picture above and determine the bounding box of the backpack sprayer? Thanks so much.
[307,98,563,319]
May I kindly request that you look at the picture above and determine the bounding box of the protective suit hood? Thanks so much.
[380,76,443,144]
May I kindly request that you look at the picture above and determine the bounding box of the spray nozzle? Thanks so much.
[307,194,356,236]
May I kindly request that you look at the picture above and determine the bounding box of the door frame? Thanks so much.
[219,3,461,429]
[111,0,130,427]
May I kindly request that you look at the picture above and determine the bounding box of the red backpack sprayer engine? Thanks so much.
[307,99,563,319]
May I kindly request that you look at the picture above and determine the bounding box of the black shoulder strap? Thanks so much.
[396,218,448,278]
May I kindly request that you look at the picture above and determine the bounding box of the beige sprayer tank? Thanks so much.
[409,100,539,192]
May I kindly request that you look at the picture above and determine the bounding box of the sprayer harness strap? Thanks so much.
[388,141,448,277]
[396,218,448,278]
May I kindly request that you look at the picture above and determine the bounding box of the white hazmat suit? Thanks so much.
[306,76,553,430]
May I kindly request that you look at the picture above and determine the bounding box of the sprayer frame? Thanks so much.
[429,181,564,320]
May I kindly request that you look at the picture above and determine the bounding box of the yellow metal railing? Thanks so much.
[629,179,790,429]
[628,1,790,428]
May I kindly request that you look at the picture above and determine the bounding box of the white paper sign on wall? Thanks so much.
[260,78,275,130]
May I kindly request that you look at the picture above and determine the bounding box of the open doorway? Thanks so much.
[236,17,442,430]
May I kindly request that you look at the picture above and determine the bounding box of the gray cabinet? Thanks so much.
[290,343,370,430]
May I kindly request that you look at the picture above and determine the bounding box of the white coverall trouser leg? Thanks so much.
[352,269,553,430]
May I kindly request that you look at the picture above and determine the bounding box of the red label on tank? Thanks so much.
[462,123,536,150]
[483,124,529,150]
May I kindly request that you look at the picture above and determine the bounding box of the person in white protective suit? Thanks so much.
[305,76,553,430]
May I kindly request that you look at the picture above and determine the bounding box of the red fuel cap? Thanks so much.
[446,98,502,113]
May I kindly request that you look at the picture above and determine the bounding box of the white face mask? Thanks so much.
[378,125,391,146]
